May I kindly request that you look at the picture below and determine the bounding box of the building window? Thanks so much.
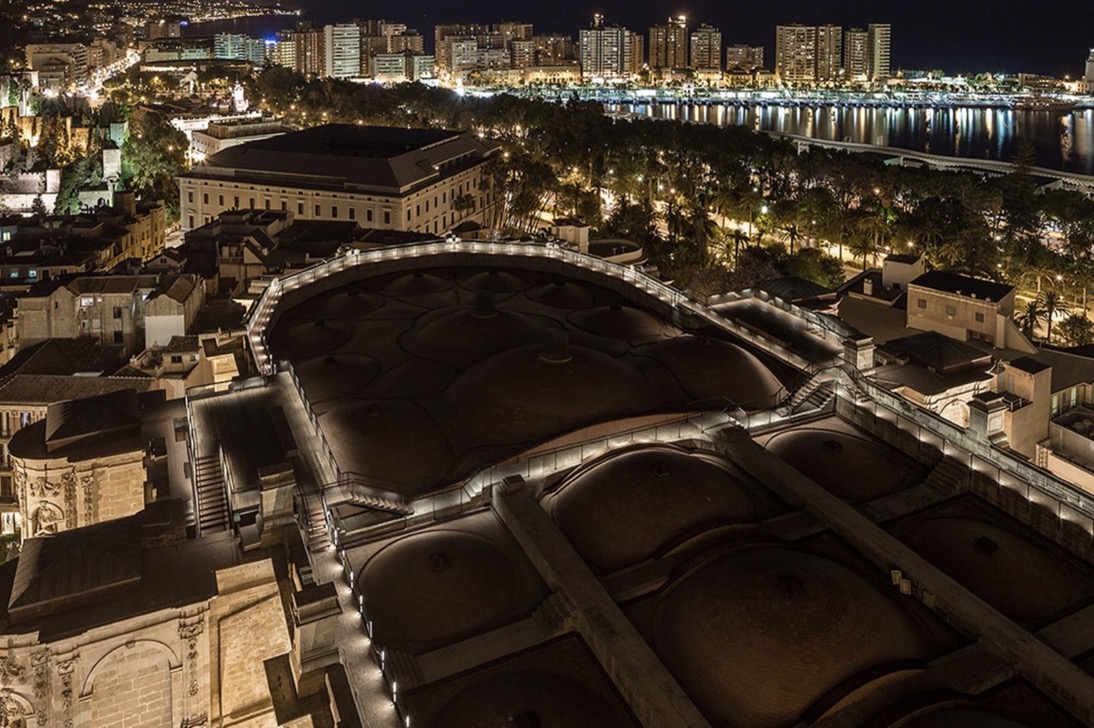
[945,305,956,316]
[234,196,240,208]
[171,355,182,364]
[315,204,321,216]
[218,194,224,206]
[298,202,304,214]
[188,215,194,228]
[331,206,338,219]
[367,209,373,222]
[975,312,985,323]
[384,211,391,225]
[113,307,122,319]
[188,191,193,203]
[249,198,255,208]
[113,331,123,343]
[349,208,355,220]
[202,193,209,204]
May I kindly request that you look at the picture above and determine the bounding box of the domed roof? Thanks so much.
[318,399,454,494]
[653,546,928,728]
[401,299,542,367]
[459,269,529,293]
[445,342,654,442]
[568,304,671,340]
[284,287,384,320]
[434,670,637,728]
[546,446,785,572]
[891,517,1094,624]
[637,336,783,409]
[762,429,927,502]
[526,279,597,308]
[293,353,380,403]
[267,320,354,360]
[900,709,1033,728]
[358,529,526,652]
[356,357,458,400]
[378,271,454,297]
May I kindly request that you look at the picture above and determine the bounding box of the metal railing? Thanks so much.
[244,239,828,377]
[840,364,1094,526]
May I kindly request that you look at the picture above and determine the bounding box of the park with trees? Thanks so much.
[246,69,1094,343]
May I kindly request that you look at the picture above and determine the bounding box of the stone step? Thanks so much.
[346,494,414,516]
[384,648,423,690]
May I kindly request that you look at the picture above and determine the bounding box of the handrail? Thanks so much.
[841,364,1094,519]
[244,239,835,379]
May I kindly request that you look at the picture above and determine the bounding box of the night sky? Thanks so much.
[288,0,1091,77]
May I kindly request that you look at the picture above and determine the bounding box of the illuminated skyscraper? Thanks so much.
[649,16,689,71]
[816,24,843,80]
[323,23,360,78]
[690,24,722,72]
[775,24,817,83]
[867,23,891,81]
[579,15,638,80]
[726,44,764,71]
[844,27,868,81]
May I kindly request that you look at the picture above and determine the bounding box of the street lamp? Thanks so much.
[749,203,768,245]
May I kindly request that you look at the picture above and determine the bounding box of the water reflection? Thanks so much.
[609,102,1094,174]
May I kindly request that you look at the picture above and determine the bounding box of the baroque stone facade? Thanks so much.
[0,560,287,728]
[12,452,145,539]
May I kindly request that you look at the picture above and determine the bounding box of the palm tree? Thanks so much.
[1014,298,1045,341]
[1038,290,1070,344]
[726,228,750,269]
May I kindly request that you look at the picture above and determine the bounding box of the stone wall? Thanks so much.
[0,558,292,727]
[14,449,146,539]
[207,560,292,725]
[836,396,1094,563]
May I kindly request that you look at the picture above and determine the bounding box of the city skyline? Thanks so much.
[282,0,1090,76]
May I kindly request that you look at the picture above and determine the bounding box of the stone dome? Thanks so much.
[546,446,784,572]
[568,304,670,340]
[899,709,1033,728]
[293,354,381,403]
[653,546,929,728]
[356,358,458,400]
[401,301,543,367]
[379,271,453,297]
[358,529,526,653]
[445,342,654,442]
[526,279,597,308]
[319,399,454,494]
[637,336,783,409]
[284,287,384,320]
[763,429,927,502]
[267,320,354,360]
[891,516,1094,624]
[459,269,529,293]
[433,670,637,728]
